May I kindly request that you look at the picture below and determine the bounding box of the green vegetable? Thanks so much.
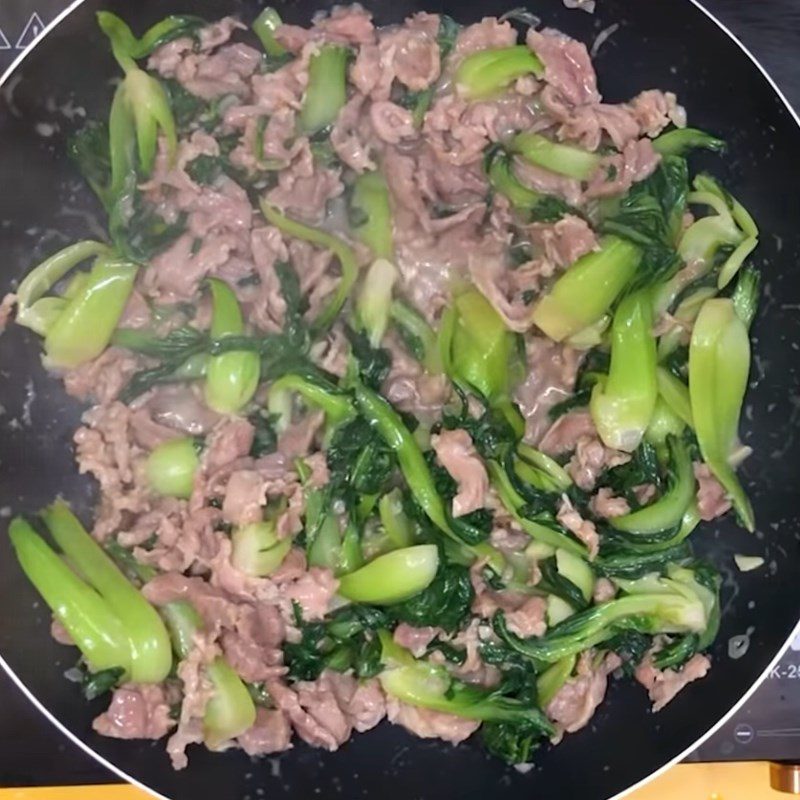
[692,174,758,236]
[159,599,256,745]
[652,128,726,157]
[604,630,652,673]
[304,488,346,571]
[595,541,693,578]
[117,267,312,402]
[590,289,658,452]
[203,657,258,748]
[10,504,173,682]
[378,489,414,549]
[531,236,642,341]
[448,289,514,398]
[354,384,451,532]
[345,327,392,390]
[619,562,721,650]
[261,202,359,335]
[455,46,544,101]
[481,717,546,765]
[443,288,523,434]
[337,545,439,604]
[511,132,601,181]
[658,174,758,305]
[555,548,594,603]
[537,557,588,612]
[80,665,126,701]
[68,122,113,205]
[300,45,348,134]
[353,382,505,572]
[95,11,205,63]
[284,605,388,680]
[536,655,576,706]
[689,298,754,530]
[732,265,761,330]
[656,285,717,363]
[600,438,661,502]
[656,367,694,429]
[389,301,441,373]
[494,564,716,664]
[645,397,686,451]
[231,518,291,577]
[98,13,178,175]
[268,371,354,432]
[326,414,396,499]
[41,502,172,683]
[204,278,261,414]
[146,437,200,499]
[43,255,137,369]
[601,156,688,289]
[485,148,544,211]
[379,632,554,760]
[515,443,572,493]
[356,259,398,347]
[717,236,758,290]
[610,436,695,536]
[67,14,186,263]
[487,461,587,556]
[14,241,110,335]
[350,171,394,260]
[252,7,288,58]
[389,562,474,632]
[9,517,132,674]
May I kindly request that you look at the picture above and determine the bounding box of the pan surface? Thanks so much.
[0,1,798,798]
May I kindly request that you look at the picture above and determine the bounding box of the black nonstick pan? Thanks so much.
[0,1,799,798]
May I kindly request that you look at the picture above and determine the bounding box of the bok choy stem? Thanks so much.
[204,278,261,414]
[9,517,132,674]
[43,255,137,370]
[689,298,754,531]
[260,202,358,335]
[531,236,641,341]
[455,46,544,100]
[41,502,172,684]
[337,545,439,604]
[512,132,601,181]
[15,241,110,335]
[252,7,288,57]
[590,289,658,452]
[300,45,348,134]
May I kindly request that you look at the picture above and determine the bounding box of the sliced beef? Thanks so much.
[590,487,630,519]
[557,495,600,559]
[546,652,620,733]
[237,708,293,756]
[635,653,711,712]
[694,463,731,521]
[385,697,480,744]
[513,338,582,444]
[527,28,600,106]
[92,684,175,740]
[529,214,599,268]
[393,624,442,657]
[430,428,489,517]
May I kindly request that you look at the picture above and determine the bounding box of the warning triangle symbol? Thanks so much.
[16,12,45,49]
[0,27,10,50]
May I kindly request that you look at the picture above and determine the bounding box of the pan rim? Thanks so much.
[0,2,797,799]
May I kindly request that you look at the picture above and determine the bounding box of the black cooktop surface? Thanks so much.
[0,0,798,790]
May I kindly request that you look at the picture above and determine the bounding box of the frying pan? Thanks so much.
[0,1,799,798]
